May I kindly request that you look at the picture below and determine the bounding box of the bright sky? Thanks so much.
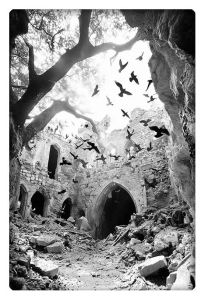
[54,40,163,135]
[27,11,163,136]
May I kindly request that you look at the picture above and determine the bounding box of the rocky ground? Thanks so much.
[9,201,195,290]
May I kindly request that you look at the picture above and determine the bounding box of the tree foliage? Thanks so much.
[10,9,143,151]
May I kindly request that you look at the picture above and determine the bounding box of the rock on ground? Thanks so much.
[138,255,167,277]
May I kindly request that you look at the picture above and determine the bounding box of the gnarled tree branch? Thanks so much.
[24,41,37,81]
[23,99,98,145]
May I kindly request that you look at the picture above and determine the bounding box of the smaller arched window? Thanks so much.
[47,144,60,179]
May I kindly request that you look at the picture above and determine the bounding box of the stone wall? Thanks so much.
[19,107,176,223]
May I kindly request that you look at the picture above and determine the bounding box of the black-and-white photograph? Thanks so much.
[9,8,195,291]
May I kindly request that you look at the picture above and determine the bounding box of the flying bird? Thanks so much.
[144,178,158,189]
[129,71,139,85]
[146,80,153,91]
[143,93,150,98]
[95,154,107,164]
[92,85,99,97]
[136,52,144,61]
[78,159,88,168]
[85,124,89,128]
[65,134,69,139]
[70,152,79,160]
[119,59,128,72]
[134,143,143,153]
[72,178,78,183]
[121,109,130,119]
[126,128,135,140]
[75,142,84,150]
[83,141,100,154]
[60,157,72,166]
[58,189,66,194]
[147,95,156,103]
[139,119,152,126]
[54,125,59,134]
[149,125,170,138]
[109,154,121,161]
[106,96,114,106]
[128,155,135,160]
[147,142,153,152]
[115,81,132,97]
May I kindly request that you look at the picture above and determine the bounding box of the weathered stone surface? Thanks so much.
[67,216,75,224]
[47,242,64,253]
[138,255,167,277]
[154,228,178,251]
[166,271,177,289]
[36,235,59,247]
[79,216,91,232]
[31,258,59,278]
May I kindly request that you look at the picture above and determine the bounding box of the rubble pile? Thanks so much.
[9,200,195,290]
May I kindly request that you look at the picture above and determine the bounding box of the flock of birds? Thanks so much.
[47,52,170,193]
[91,54,157,121]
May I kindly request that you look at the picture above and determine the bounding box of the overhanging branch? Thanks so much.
[24,40,37,81]
[23,99,98,145]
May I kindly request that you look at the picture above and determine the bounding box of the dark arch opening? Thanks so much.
[18,184,27,216]
[61,198,72,220]
[48,145,59,179]
[95,184,136,239]
[31,191,45,216]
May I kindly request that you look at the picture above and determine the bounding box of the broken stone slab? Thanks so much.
[67,216,75,224]
[166,271,177,289]
[36,235,60,247]
[47,241,64,253]
[31,258,59,278]
[138,255,167,277]
[154,228,179,251]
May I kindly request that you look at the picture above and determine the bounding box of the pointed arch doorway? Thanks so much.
[93,182,137,239]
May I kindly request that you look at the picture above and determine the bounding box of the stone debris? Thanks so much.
[31,258,59,278]
[138,255,167,277]
[47,242,64,254]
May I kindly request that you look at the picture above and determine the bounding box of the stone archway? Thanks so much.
[30,188,50,217]
[89,181,138,239]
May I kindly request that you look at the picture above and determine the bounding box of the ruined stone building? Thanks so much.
[18,106,176,239]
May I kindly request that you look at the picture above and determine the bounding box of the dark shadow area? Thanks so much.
[18,185,27,215]
[145,268,169,287]
[61,198,72,220]
[96,185,136,239]
[31,191,45,216]
[48,145,59,179]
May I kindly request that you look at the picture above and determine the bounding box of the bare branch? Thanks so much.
[24,40,37,80]
[23,99,98,145]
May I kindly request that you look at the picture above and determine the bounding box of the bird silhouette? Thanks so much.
[128,155,135,160]
[60,157,72,166]
[146,80,153,91]
[75,142,84,150]
[144,178,158,188]
[134,143,143,153]
[126,128,135,140]
[143,93,149,98]
[70,152,79,159]
[83,141,100,154]
[85,124,89,128]
[139,119,152,126]
[58,189,66,194]
[119,59,128,72]
[54,125,59,134]
[147,142,153,151]
[149,126,170,138]
[121,109,130,119]
[147,95,156,103]
[92,85,99,97]
[129,71,139,85]
[136,52,144,61]
[109,154,121,161]
[95,154,106,164]
[106,96,114,106]
[78,159,88,168]
[65,134,69,139]
[115,81,132,97]
[72,178,78,183]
